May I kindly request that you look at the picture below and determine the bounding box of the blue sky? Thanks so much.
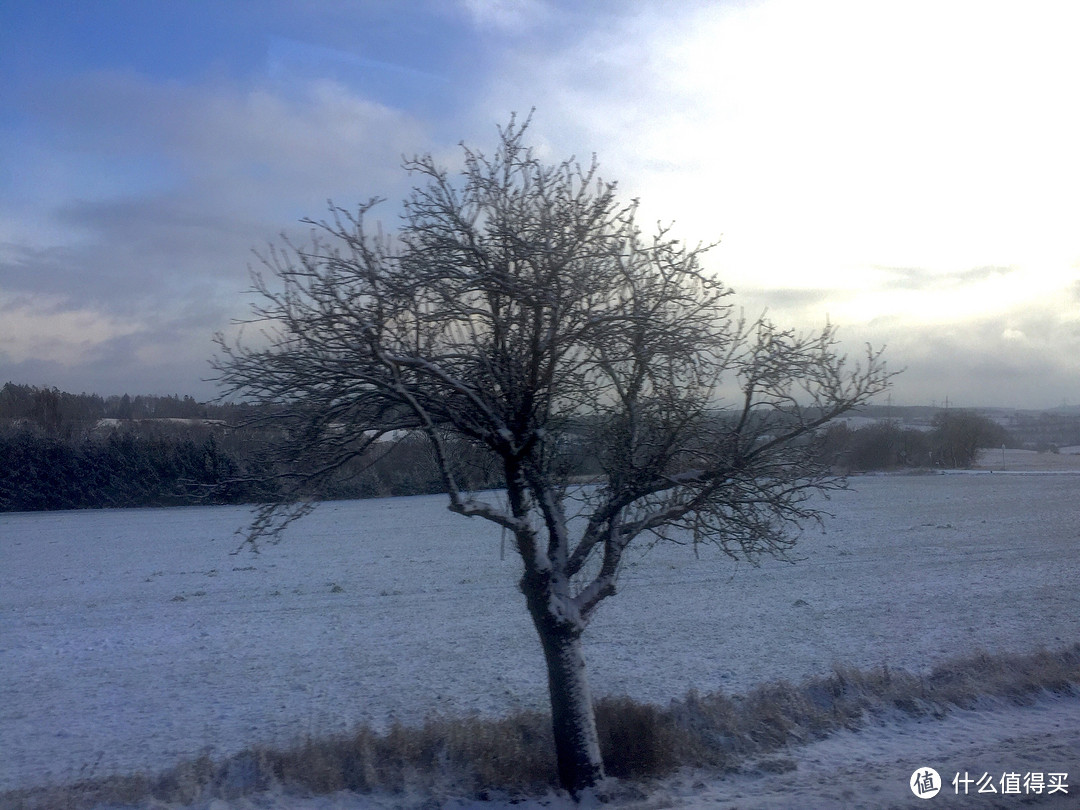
[1,0,1078,408]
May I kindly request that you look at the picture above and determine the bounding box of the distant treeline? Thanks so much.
[0,383,502,512]
[819,409,1013,472]
[0,382,252,434]
[0,383,264,511]
[0,429,273,511]
[0,381,1051,513]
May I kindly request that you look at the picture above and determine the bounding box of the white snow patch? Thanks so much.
[1,476,1079,804]
[640,693,1080,809]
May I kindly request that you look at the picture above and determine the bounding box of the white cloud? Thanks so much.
[829,264,1070,328]
[467,0,1080,407]
[481,0,1080,286]
[0,294,144,366]
[458,0,553,33]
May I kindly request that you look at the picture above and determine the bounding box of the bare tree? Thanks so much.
[213,116,892,795]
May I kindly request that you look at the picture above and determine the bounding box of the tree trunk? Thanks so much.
[531,612,605,795]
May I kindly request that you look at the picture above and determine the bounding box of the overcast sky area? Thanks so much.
[1,0,1078,409]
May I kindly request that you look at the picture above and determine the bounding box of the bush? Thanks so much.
[930,410,1009,468]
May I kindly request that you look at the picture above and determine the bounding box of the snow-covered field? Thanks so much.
[2,472,1079,805]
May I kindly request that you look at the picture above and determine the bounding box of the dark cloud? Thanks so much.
[1,202,256,322]
[1,339,220,400]
[737,286,841,309]
[851,310,1080,409]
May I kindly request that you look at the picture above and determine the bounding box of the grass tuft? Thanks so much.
[595,696,680,778]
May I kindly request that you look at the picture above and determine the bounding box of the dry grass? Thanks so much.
[4,643,1078,809]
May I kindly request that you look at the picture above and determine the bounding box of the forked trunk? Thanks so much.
[532,614,605,795]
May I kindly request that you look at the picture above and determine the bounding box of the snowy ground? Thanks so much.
[2,471,1079,806]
